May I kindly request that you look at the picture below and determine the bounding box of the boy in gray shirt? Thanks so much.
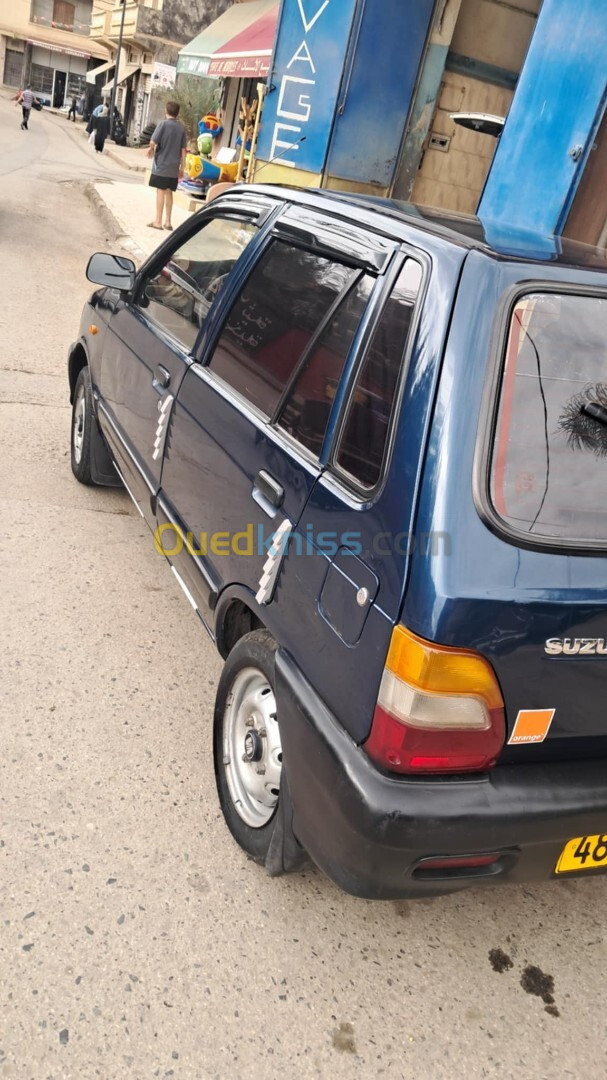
[146,101,187,231]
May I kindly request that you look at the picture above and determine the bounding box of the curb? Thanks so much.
[83,182,147,263]
[105,146,147,173]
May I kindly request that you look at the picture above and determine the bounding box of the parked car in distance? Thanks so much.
[68,185,607,899]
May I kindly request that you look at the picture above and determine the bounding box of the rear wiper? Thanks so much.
[559,386,607,457]
[582,401,607,427]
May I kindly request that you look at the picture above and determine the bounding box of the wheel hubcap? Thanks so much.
[223,667,282,828]
[72,384,86,465]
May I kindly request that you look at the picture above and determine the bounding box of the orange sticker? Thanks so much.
[508,708,555,745]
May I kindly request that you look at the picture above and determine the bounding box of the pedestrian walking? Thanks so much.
[68,94,78,122]
[146,101,187,231]
[17,85,37,130]
[86,102,105,138]
[92,106,110,153]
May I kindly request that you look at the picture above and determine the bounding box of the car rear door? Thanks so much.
[267,250,435,746]
[156,207,398,627]
[96,202,270,525]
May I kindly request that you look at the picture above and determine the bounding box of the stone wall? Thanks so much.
[137,0,234,46]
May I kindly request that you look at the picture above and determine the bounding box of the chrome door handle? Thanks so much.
[253,470,284,508]
[154,364,171,389]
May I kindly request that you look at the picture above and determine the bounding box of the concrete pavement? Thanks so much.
[51,111,194,260]
[0,90,193,262]
[88,179,194,262]
[1,90,607,1080]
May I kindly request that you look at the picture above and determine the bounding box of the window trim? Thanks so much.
[132,209,268,355]
[326,247,429,501]
[473,280,607,556]
[188,363,324,478]
[132,198,280,307]
[274,205,398,273]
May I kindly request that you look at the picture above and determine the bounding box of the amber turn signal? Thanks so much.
[364,625,506,774]
[385,625,504,710]
[89,325,99,335]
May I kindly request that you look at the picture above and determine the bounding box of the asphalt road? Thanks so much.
[0,93,605,1080]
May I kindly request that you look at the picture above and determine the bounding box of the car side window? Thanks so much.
[276,275,375,455]
[335,259,423,489]
[206,239,359,419]
[138,217,258,353]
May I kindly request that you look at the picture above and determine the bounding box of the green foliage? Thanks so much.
[154,75,220,145]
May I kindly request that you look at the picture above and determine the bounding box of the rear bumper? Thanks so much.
[276,649,607,899]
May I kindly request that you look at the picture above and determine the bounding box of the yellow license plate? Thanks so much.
[555,834,607,874]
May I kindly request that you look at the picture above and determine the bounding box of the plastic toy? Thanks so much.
[182,111,238,188]
[197,112,223,157]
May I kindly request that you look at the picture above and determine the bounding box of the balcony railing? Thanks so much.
[30,13,92,36]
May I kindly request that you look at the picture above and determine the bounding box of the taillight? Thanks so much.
[364,626,505,774]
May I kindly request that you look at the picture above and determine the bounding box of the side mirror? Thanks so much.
[86,253,136,291]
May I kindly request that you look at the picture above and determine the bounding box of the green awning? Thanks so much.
[177,0,277,77]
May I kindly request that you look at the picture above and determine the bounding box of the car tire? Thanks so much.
[71,366,94,485]
[214,629,283,864]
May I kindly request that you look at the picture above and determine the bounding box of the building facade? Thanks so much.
[1,0,110,106]
[90,0,233,142]
[253,0,607,246]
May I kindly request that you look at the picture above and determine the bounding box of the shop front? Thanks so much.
[177,0,278,156]
[26,38,91,108]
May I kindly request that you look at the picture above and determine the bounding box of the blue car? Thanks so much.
[68,185,607,899]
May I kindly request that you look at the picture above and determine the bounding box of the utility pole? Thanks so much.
[109,0,127,141]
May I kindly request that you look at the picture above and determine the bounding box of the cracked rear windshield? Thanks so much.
[491,292,607,544]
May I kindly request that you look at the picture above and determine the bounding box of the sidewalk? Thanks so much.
[72,117,149,172]
[46,105,149,172]
[105,143,149,173]
[46,98,200,258]
[90,179,197,260]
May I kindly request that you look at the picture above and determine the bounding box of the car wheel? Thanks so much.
[70,366,95,485]
[214,629,283,863]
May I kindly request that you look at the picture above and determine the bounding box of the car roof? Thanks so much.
[244,184,607,273]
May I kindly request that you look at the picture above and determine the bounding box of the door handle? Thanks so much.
[253,470,284,508]
[154,364,171,389]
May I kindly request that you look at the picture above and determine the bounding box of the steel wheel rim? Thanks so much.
[73,383,85,465]
[222,666,282,828]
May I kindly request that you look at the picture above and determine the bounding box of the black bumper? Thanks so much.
[276,649,607,899]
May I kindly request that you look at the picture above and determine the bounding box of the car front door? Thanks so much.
[157,209,397,627]
[96,209,265,525]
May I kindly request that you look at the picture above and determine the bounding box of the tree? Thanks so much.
[154,75,220,146]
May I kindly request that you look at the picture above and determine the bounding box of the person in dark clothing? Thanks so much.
[68,95,77,121]
[86,101,106,135]
[93,106,110,153]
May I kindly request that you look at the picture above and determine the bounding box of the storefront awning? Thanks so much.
[26,38,90,59]
[86,59,115,85]
[177,0,278,79]
[208,4,278,78]
[102,64,140,93]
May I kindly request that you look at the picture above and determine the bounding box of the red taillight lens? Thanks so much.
[364,626,505,775]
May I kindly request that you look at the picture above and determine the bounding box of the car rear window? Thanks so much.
[491,292,607,545]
